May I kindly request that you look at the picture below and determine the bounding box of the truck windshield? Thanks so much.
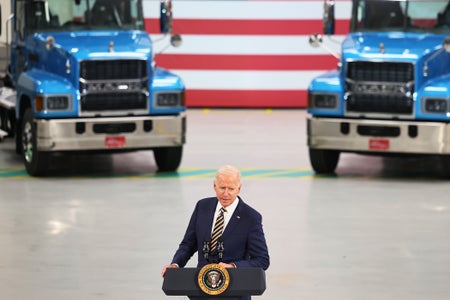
[25,0,144,32]
[351,0,450,33]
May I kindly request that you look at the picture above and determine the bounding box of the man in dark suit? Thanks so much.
[162,165,270,299]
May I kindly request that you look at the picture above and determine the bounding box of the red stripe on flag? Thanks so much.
[186,89,307,108]
[145,19,350,35]
[156,54,338,71]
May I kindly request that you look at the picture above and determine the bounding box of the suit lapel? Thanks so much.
[222,197,243,237]
[200,198,217,240]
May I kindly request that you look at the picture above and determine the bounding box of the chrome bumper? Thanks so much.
[307,117,450,154]
[35,113,186,151]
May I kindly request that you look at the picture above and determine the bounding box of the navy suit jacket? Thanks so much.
[171,196,270,270]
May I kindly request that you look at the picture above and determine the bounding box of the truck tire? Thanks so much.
[154,146,183,172]
[21,108,49,176]
[309,148,340,174]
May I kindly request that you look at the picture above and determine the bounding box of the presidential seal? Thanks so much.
[197,263,230,295]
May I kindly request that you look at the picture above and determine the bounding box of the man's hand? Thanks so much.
[161,263,179,277]
[218,262,236,268]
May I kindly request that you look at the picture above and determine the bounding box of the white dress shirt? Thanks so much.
[211,197,239,234]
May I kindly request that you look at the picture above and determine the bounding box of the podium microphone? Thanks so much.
[217,238,225,262]
[202,239,211,262]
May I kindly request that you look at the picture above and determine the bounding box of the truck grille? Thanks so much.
[345,61,415,115]
[81,93,147,111]
[79,59,148,115]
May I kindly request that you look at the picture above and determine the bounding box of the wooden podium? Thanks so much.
[162,266,266,300]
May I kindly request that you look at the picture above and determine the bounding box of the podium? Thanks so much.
[162,265,266,300]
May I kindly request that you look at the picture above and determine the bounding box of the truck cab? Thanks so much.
[0,0,186,176]
[307,0,450,176]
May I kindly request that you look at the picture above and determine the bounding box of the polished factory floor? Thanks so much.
[0,109,449,300]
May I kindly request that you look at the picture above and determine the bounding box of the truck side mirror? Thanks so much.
[309,33,323,48]
[323,0,335,35]
[170,33,182,47]
[160,0,173,34]
[444,38,450,53]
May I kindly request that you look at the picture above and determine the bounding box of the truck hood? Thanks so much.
[38,31,152,60]
[343,32,444,60]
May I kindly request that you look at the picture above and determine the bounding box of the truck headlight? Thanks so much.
[155,92,184,107]
[424,98,448,114]
[47,96,71,110]
[309,93,338,109]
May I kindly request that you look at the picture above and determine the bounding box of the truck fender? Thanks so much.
[16,69,77,119]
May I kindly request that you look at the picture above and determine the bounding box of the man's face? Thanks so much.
[214,173,241,208]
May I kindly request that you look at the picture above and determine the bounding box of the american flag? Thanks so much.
[145,0,351,108]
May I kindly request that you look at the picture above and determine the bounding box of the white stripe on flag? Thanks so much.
[152,35,345,55]
[143,1,352,20]
[172,70,325,90]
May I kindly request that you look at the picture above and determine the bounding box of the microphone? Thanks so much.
[217,238,225,262]
[202,239,211,262]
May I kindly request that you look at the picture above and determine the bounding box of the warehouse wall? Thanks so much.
[145,0,351,108]
[0,0,11,74]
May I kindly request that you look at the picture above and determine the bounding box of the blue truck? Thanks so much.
[0,0,185,176]
[308,0,450,176]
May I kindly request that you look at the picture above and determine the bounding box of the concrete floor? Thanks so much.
[0,109,449,300]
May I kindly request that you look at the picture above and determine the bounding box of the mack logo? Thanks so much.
[353,83,408,95]
[85,81,142,93]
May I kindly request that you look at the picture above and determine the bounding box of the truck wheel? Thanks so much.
[153,146,183,172]
[309,148,340,174]
[21,108,49,176]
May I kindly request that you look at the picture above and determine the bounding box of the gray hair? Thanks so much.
[215,165,241,183]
